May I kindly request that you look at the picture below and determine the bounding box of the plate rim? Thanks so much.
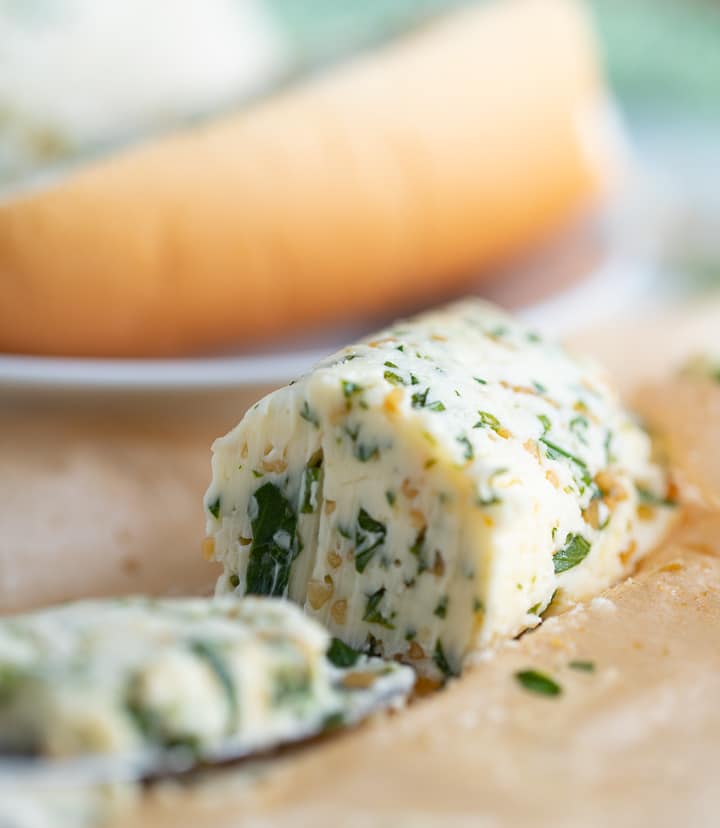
[0,349,329,392]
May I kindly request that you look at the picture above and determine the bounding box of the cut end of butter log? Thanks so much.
[206,300,674,679]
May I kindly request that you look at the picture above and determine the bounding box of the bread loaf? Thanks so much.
[0,0,619,357]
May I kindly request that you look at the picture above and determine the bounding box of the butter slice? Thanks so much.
[0,596,411,760]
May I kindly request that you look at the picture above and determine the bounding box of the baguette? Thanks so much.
[0,0,619,357]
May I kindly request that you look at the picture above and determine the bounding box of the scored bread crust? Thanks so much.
[0,0,617,357]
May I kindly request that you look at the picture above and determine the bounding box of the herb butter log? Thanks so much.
[206,301,674,678]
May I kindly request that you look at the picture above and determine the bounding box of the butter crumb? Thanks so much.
[590,596,616,613]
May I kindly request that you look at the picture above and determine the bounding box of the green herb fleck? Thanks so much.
[553,533,591,574]
[299,400,320,428]
[569,415,589,445]
[273,668,312,705]
[457,435,474,461]
[354,442,380,462]
[410,373,420,385]
[322,712,346,731]
[411,388,429,408]
[355,509,387,572]
[405,628,416,641]
[532,379,547,393]
[207,496,221,520]
[434,596,448,619]
[604,430,615,465]
[473,598,484,613]
[245,482,299,596]
[190,640,238,725]
[411,387,444,410]
[473,377,487,385]
[344,422,380,462]
[538,414,552,434]
[540,437,592,486]
[474,410,502,433]
[327,638,361,668]
[476,467,507,507]
[385,490,396,506]
[569,660,595,672]
[515,669,562,697]
[384,370,406,386]
[363,587,395,629]
[344,422,360,441]
[384,360,399,369]
[433,640,457,679]
[341,380,363,408]
[409,526,427,573]
[228,573,240,589]
[252,470,264,479]
[363,633,384,658]
[488,325,509,339]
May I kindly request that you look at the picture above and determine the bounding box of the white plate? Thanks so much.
[0,349,330,393]
[0,316,375,393]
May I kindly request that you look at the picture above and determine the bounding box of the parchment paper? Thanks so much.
[2,303,719,827]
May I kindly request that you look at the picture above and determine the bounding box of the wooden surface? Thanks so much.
[2,300,720,826]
